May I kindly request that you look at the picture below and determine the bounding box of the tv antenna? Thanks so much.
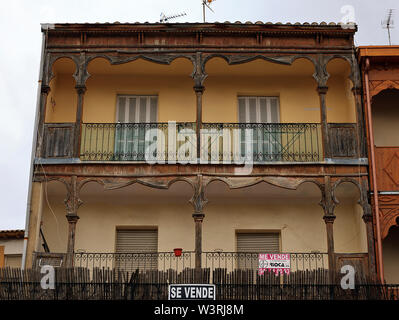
[382,9,395,45]
[160,12,187,23]
[202,0,216,23]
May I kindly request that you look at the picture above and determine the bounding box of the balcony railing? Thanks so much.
[35,251,327,273]
[201,123,322,163]
[78,122,323,163]
[80,122,197,162]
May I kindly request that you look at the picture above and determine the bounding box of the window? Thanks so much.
[236,232,280,270]
[238,96,279,124]
[115,95,158,160]
[115,229,158,273]
[116,95,158,123]
[238,96,281,161]
[4,254,22,268]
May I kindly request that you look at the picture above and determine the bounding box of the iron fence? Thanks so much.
[201,123,322,163]
[203,252,328,273]
[79,122,322,162]
[72,252,328,274]
[74,252,195,273]
[80,122,196,161]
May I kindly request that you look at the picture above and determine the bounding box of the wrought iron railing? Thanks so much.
[71,252,328,275]
[201,123,322,163]
[80,122,196,161]
[79,122,322,162]
[74,252,195,273]
[203,252,328,273]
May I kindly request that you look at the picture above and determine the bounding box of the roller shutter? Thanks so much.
[236,232,280,253]
[236,232,280,270]
[115,229,158,272]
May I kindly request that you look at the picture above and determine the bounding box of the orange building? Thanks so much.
[359,46,399,284]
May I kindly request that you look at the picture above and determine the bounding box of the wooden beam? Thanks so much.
[0,246,4,268]
[74,86,86,158]
[318,86,330,159]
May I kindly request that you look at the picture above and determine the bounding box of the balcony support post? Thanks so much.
[64,176,82,268]
[194,86,205,161]
[191,52,207,162]
[317,86,330,159]
[36,85,51,158]
[352,87,366,158]
[74,86,86,159]
[320,176,336,284]
[359,179,377,282]
[314,54,331,160]
[66,215,79,268]
[189,175,208,280]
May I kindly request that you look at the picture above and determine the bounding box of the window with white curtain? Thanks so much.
[114,95,158,160]
[237,96,281,161]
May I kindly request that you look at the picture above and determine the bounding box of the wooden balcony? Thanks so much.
[374,147,399,191]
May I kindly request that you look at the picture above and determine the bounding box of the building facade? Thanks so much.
[24,22,376,284]
[0,230,24,268]
[359,46,399,284]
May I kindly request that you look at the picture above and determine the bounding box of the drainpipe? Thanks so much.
[21,24,51,269]
[364,57,384,283]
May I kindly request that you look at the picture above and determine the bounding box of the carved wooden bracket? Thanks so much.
[189,175,208,214]
[64,176,83,216]
[369,80,399,98]
[377,195,399,239]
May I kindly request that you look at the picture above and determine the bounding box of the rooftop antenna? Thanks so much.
[202,0,216,23]
[382,9,395,45]
[160,12,187,23]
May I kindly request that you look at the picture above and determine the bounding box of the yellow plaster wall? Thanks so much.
[44,58,357,124]
[25,182,44,268]
[45,74,77,123]
[326,76,356,123]
[202,76,321,123]
[334,204,368,253]
[41,198,367,255]
[83,75,196,123]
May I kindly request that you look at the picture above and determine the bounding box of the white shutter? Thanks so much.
[115,229,158,273]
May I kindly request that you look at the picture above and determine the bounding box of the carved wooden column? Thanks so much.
[74,86,86,158]
[194,85,205,160]
[36,85,51,158]
[73,52,89,159]
[359,179,377,282]
[314,54,331,159]
[320,176,336,283]
[352,86,366,158]
[189,175,208,279]
[191,53,207,162]
[66,215,79,266]
[193,213,205,269]
[317,86,330,159]
[64,176,82,267]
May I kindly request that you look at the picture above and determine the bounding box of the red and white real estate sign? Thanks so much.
[258,253,291,276]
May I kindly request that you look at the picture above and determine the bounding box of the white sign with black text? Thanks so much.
[168,284,216,300]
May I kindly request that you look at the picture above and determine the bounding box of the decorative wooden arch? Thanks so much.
[369,80,399,98]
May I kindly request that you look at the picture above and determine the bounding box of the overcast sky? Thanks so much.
[0,0,398,230]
